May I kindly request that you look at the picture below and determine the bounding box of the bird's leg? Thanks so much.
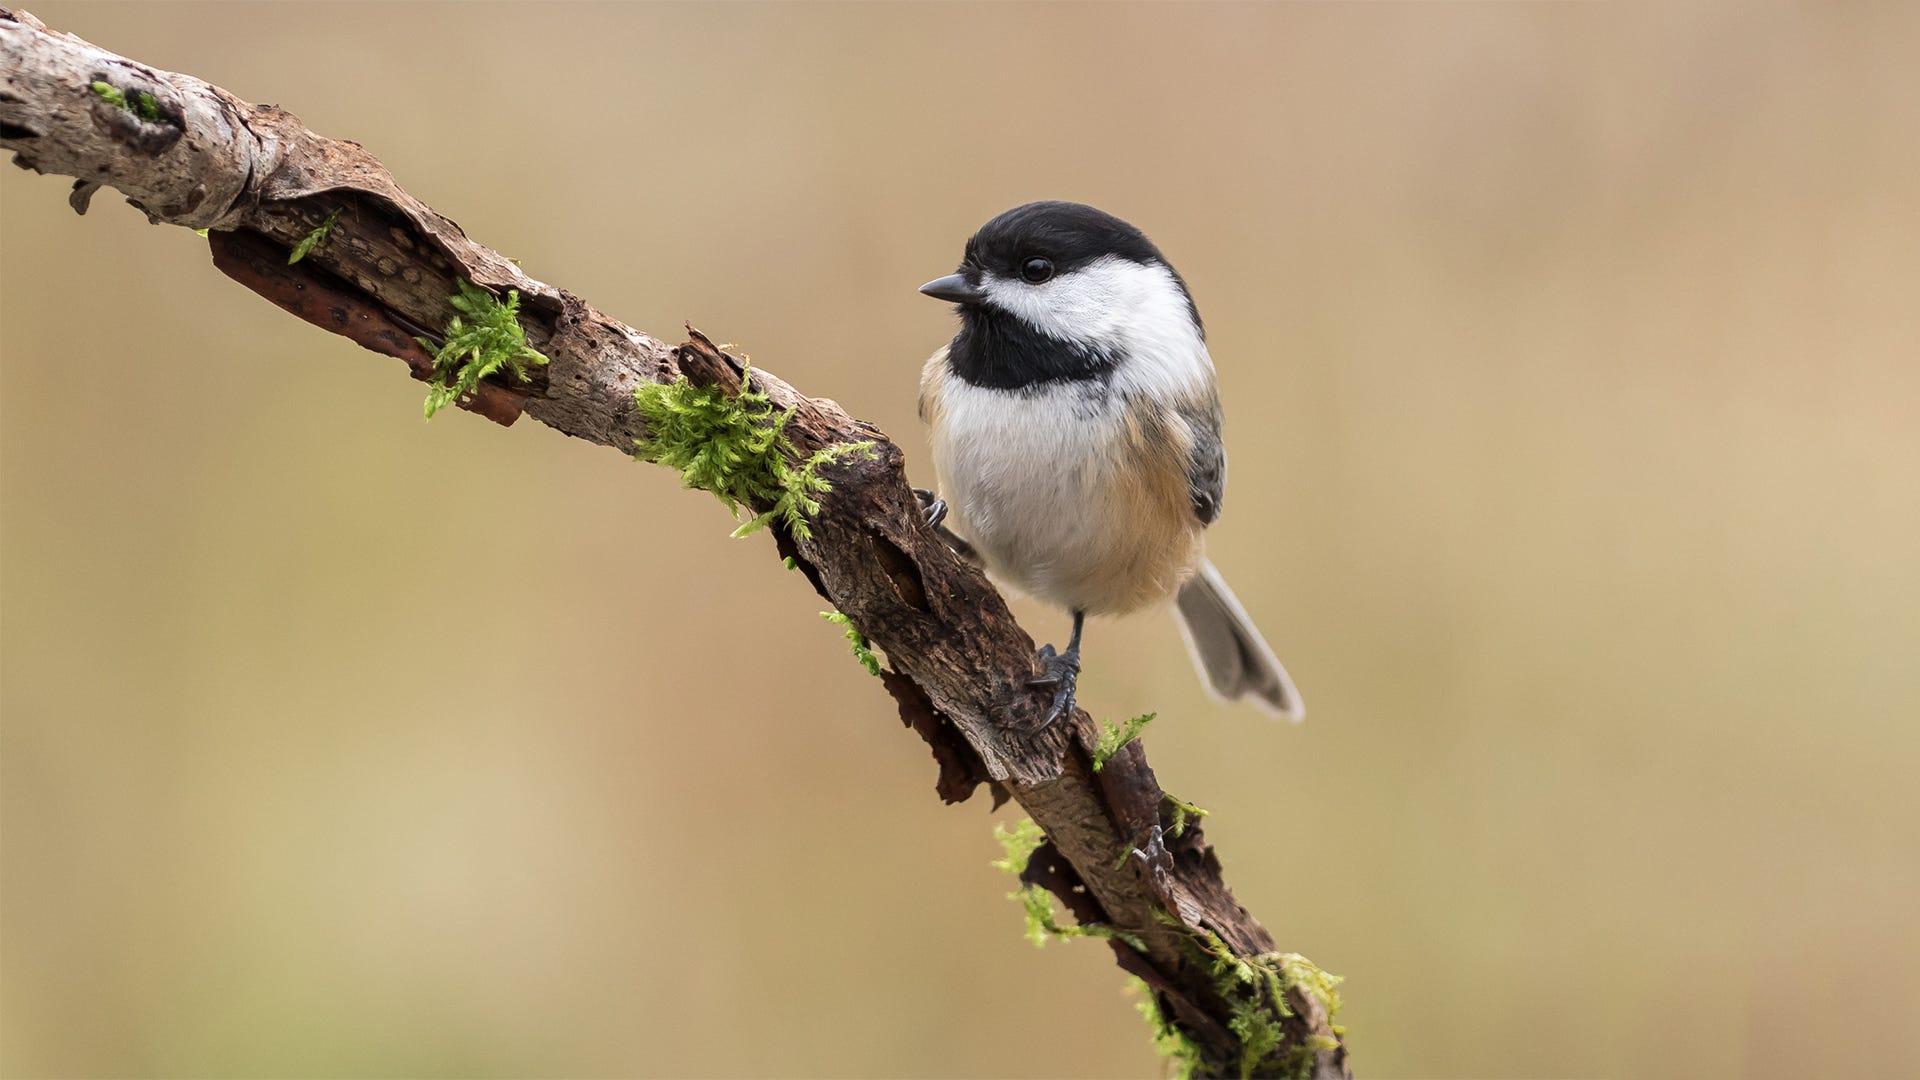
[1029,610,1086,728]
[913,487,981,565]
[912,487,947,529]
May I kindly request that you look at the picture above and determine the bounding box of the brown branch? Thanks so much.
[0,9,1350,1078]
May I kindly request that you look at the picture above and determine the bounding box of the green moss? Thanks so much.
[1192,933,1347,1079]
[1278,953,1346,1026]
[992,819,1142,951]
[1210,946,1289,1078]
[89,81,127,110]
[1010,883,1145,951]
[990,819,1046,876]
[820,610,880,677]
[89,81,159,121]
[418,281,548,419]
[1090,712,1154,771]
[1163,792,1210,838]
[632,365,875,542]
[287,207,342,264]
[1230,995,1286,1079]
[1278,1036,1343,1080]
[1119,922,1346,1078]
[1013,882,1061,947]
[1131,977,1204,1079]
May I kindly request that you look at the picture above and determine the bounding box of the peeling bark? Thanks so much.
[0,9,1349,1077]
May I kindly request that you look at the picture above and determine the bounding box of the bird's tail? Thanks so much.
[1172,559,1305,721]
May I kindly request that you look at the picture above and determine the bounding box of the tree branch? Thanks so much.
[0,9,1350,1077]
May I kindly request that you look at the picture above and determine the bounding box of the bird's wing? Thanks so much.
[917,345,950,427]
[1177,386,1226,525]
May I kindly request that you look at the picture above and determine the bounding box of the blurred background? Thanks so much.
[4,3,1917,1078]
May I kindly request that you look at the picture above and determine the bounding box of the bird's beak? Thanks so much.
[919,273,986,305]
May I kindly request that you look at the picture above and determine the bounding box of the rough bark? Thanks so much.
[0,10,1350,1078]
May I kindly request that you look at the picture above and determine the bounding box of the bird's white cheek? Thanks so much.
[979,258,1214,395]
[981,269,1123,345]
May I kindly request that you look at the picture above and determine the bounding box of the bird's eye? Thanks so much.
[1020,257,1054,284]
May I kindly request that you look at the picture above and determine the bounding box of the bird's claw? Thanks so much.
[1028,645,1082,728]
[913,487,947,529]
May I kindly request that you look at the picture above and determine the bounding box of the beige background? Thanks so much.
[4,3,1917,1078]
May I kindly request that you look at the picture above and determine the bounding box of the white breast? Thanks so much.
[930,378,1210,615]
[932,379,1127,609]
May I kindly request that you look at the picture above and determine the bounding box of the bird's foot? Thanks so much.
[1028,643,1082,729]
[912,487,983,564]
[913,487,947,529]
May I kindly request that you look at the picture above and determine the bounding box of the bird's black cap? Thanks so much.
[961,200,1172,278]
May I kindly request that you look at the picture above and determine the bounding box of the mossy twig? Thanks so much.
[1192,932,1345,1079]
[632,365,874,541]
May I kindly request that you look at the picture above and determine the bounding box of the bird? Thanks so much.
[914,200,1303,728]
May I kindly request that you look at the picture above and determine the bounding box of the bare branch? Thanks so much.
[0,9,1350,1077]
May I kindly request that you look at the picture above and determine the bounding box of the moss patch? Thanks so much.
[419,281,548,418]
[1090,711,1154,771]
[1010,883,1145,951]
[1131,977,1205,1079]
[1279,953,1346,1032]
[1163,791,1210,838]
[991,818,1143,950]
[1195,933,1347,1079]
[820,610,881,676]
[287,207,342,264]
[990,819,1046,875]
[91,81,160,121]
[632,365,874,542]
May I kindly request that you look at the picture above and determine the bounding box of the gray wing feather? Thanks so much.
[1179,391,1226,525]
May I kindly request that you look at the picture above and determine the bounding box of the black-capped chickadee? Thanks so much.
[915,201,1303,727]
